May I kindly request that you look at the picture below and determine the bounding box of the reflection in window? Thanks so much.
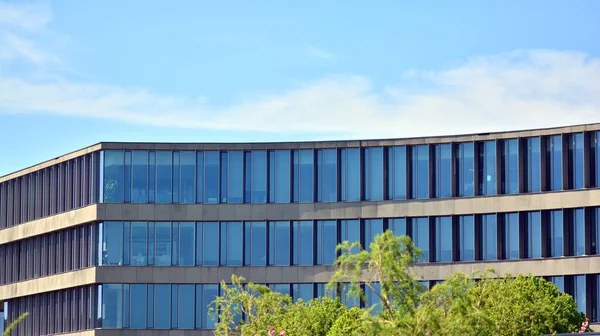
[269,150,291,203]
[434,144,452,198]
[101,221,123,266]
[293,150,314,203]
[387,146,407,200]
[179,222,195,266]
[526,137,541,192]
[156,151,172,204]
[180,151,195,204]
[364,147,384,201]
[479,141,497,195]
[575,275,586,314]
[204,152,219,204]
[547,135,563,191]
[340,219,361,254]
[132,151,148,203]
[412,217,430,262]
[155,222,171,266]
[435,216,452,262]
[341,148,361,201]
[365,219,383,251]
[502,139,519,194]
[317,220,338,265]
[411,145,430,199]
[527,212,542,258]
[245,222,267,266]
[202,285,218,329]
[131,222,147,266]
[457,142,475,197]
[481,214,497,260]
[550,210,564,257]
[221,222,243,266]
[389,218,407,236]
[504,213,519,260]
[101,284,124,328]
[341,284,360,308]
[103,151,124,203]
[569,133,584,189]
[317,149,338,202]
[459,215,475,261]
[293,284,314,302]
[269,221,291,266]
[124,221,131,265]
[293,221,314,265]
[573,209,585,256]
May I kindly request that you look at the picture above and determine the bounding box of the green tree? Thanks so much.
[3,312,28,336]
[326,307,368,336]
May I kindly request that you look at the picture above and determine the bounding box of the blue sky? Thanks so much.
[1,1,600,176]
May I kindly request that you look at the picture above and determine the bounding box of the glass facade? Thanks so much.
[387,146,407,200]
[527,211,542,258]
[479,141,497,195]
[435,216,452,262]
[502,138,519,194]
[364,147,384,201]
[525,137,541,193]
[481,214,497,260]
[549,210,564,258]
[504,213,520,260]
[547,135,563,191]
[457,142,475,197]
[459,215,475,261]
[434,144,452,198]
[340,148,361,202]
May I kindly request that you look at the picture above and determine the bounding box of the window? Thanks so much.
[130,284,147,328]
[317,149,338,202]
[459,215,475,261]
[228,151,244,203]
[412,217,430,262]
[202,222,219,266]
[569,133,584,189]
[550,276,564,292]
[481,214,497,260]
[131,151,148,203]
[131,222,147,266]
[435,216,452,262]
[341,284,360,308]
[527,211,542,258]
[220,152,228,203]
[574,275,586,314]
[269,150,291,203]
[547,135,563,191]
[434,144,452,198]
[594,132,600,187]
[220,222,243,266]
[387,146,407,200]
[340,219,361,253]
[156,151,172,203]
[479,141,497,195]
[364,219,383,251]
[103,151,124,203]
[341,148,361,201]
[571,208,585,256]
[293,221,314,265]
[101,284,123,328]
[502,139,519,194]
[365,283,382,315]
[155,222,171,266]
[179,222,195,266]
[154,284,171,329]
[364,147,384,201]
[504,213,519,259]
[101,221,123,266]
[317,220,337,265]
[269,284,291,296]
[411,145,430,199]
[550,210,564,257]
[180,151,195,204]
[202,285,218,329]
[389,218,407,237]
[594,208,600,255]
[525,137,541,192]
[172,152,180,203]
[292,150,314,203]
[178,285,195,329]
[269,221,291,266]
[247,151,267,203]
[204,151,219,204]
[457,142,475,197]
[245,222,267,266]
[293,284,314,303]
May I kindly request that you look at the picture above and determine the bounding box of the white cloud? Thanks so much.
[1,2,599,139]
[307,46,334,61]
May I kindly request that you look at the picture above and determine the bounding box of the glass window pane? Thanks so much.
[180,151,195,204]
[365,147,383,201]
[482,214,497,260]
[573,209,585,256]
[389,218,407,237]
[365,283,382,315]
[526,137,541,192]
[202,285,218,329]
[203,222,219,266]
[550,276,564,292]
[149,152,156,203]
[547,135,563,191]
[550,210,564,257]
[179,222,195,266]
[154,284,170,329]
[595,132,600,188]
[527,211,542,258]
[575,275,586,314]
[220,152,228,203]
[317,149,337,202]
[434,144,452,198]
[131,222,147,266]
[204,151,219,204]
[196,152,204,203]
[269,150,291,203]
[195,285,202,329]
[292,284,313,303]
[179,284,195,329]
[412,145,429,199]
[124,221,131,265]
[222,222,242,266]
[503,139,519,194]
[341,219,360,254]
[101,284,123,328]
[317,220,337,265]
[457,142,475,197]
[130,284,147,329]
[251,151,267,203]
[412,217,430,262]
[147,284,154,328]
[459,215,474,261]
[341,148,361,201]
[155,222,171,266]
[228,151,243,203]
[293,221,314,265]
[155,151,172,203]
[131,151,148,203]
[479,141,497,195]
[505,213,519,259]
[103,151,124,203]
[365,219,383,251]
[435,216,452,262]
[102,221,123,266]
[388,146,407,200]
[570,133,584,189]
[173,152,180,203]
[269,221,291,265]
[246,222,267,266]
[293,149,315,203]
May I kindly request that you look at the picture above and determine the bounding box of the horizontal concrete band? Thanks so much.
[3,188,600,244]
[3,256,600,301]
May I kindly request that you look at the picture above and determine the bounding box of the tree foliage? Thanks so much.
[3,312,28,336]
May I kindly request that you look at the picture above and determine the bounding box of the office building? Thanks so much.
[2,123,600,335]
